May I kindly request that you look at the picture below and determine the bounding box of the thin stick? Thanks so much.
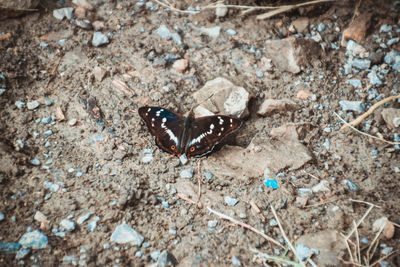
[349,199,381,208]
[306,172,321,181]
[153,0,197,14]
[340,95,400,130]
[392,221,400,228]
[346,204,374,239]
[366,223,385,262]
[251,248,302,267]
[304,198,337,208]
[341,233,355,264]
[353,221,361,264]
[370,250,398,267]
[334,112,400,145]
[177,193,197,205]
[207,206,284,249]
[270,205,305,267]
[195,160,202,207]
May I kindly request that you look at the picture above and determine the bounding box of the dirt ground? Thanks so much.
[0,0,399,266]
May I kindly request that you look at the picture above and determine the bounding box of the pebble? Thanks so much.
[197,26,221,39]
[155,25,182,44]
[157,250,176,267]
[317,23,325,32]
[215,3,228,17]
[135,250,143,258]
[322,138,330,151]
[346,40,368,58]
[255,71,264,78]
[226,29,237,36]
[179,154,188,165]
[151,250,161,261]
[77,212,91,224]
[384,50,398,65]
[27,100,40,110]
[44,181,61,192]
[203,172,213,180]
[208,220,218,228]
[34,211,47,223]
[361,237,368,244]
[141,152,153,164]
[180,168,194,179]
[312,180,330,192]
[367,71,382,85]
[18,230,48,249]
[15,248,30,259]
[41,117,51,124]
[30,158,41,166]
[172,59,188,73]
[345,178,358,191]
[346,79,362,87]
[142,241,150,248]
[88,216,100,231]
[0,213,4,221]
[15,101,25,109]
[44,130,53,136]
[381,247,393,255]
[168,228,176,235]
[110,222,144,246]
[232,255,242,266]
[379,24,392,33]
[92,32,109,47]
[224,196,238,206]
[0,242,21,253]
[339,100,365,113]
[386,37,399,46]
[68,119,77,126]
[53,7,74,20]
[352,58,371,70]
[60,219,75,232]
[298,188,313,195]
[269,219,278,226]
[295,244,319,261]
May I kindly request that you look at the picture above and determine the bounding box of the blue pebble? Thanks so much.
[41,117,51,124]
[135,250,143,258]
[371,149,378,158]
[63,255,78,265]
[339,100,365,113]
[58,39,67,46]
[103,243,110,249]
[44,99,53,106]
[255,71,264,78]
[0,213,4,221]
[18,230,48,249]
[379,24,392,33]
[161,201,169,208]
[150,250,161,261]
[269,219,278,226]
[142,241,150,248]
[76,171,83,177]
[226,29,237,36]
[346,79,362,87]
[60,219,75,232]
[264,179,279,189]
[15,101,25,109]
[44,141,51,148]
[367,71,382,86]
[180,168,194,179]
[44,130,53,136]
[77,212,91,224]
[88,216,100,232]
[387,37,399,46]
[296,244,319,261]
[232,255,242,266]
[298,188,313,195]
[352,59,371,70]
[30,158,41,166]
[224,196,238,206]
[345,179,358,191]
[361,238,368,244]
[15,248,30,259]
[40,42,48,47]
[323,138,330,151]
[203,172,213,180]
[317,23,325,32]
[0,242,21,253]
[92,32,110,47]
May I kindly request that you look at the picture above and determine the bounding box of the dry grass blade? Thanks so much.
[256,0,335,20]
[251,248,303,267]
[207,206,284,249]
[370,250,399,267]
[333,112,400,145]
[270,205,305,267]
[346,204,374,239]
[340,95,400,130]
[366,222,384,262]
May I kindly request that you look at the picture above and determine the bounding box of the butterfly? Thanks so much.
[138,106,242,158]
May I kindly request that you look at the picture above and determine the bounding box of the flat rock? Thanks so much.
[203,132,312,180]
[381,108,400,129]
[193,77,250,118]
[296,230,347,267]
[257,98,299,116]
[291,17,309,33]
[341,14,372,47]
[92,32,109,47]
[265,37,322,73]
[172,59,188,73]
[110,222,144,246]
[53,7,74,20]
[339,100,365,113]
[157,250,177,267]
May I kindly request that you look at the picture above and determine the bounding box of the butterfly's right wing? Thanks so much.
[138,107,185,155]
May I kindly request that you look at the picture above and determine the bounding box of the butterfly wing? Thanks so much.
[138,107,185,155]
[186,115,242,158]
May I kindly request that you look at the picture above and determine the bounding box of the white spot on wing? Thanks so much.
[162,118,167,123]
[148,108,151,112]
[210,124,214,129]
[221,127,224,131]
[166,129,178,145]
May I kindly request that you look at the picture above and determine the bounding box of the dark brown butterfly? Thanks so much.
[138,106,242,158]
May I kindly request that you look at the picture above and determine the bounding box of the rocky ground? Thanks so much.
[0,0,400,266]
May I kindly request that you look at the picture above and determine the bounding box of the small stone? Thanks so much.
[269,219,278,226]
[77,212,91,224]
[44,99,53,106]
[346,79,362,88]
[179,154,188,165]
[92,32,109,47]
[341,15,371,47]
[352,58,371,70]
[44,130,53,136]
[208,220,218,228]
[92,21,105,31]
[379,24,392,33]
[291,17,309,33]
[296,244,319,261]
[53,7,74,20]
[88,216,100,231]
[339,100,365,113]
[74,6,86,19]
[232,255,242,266]
[72,0,94,10]
[135,250,143,258]
[255,71,263,78]
[384,50,398,65]
[361,237,368,244]
[30,158,41,166]
[27,100,40,110]
[75,19,92,30]
[322,138,330,151]
[62,255,78,266]
[295,197,308,206]
[312,180,330,192]
[151,250,161,262]
[180,168,194,179]
[367,71,382,86]
[298,188,313,195]
[344,179,358,191]
[41,117,51,124]
[297,90,312,99]
[93,66,107,81]
[372,217,395,239]
[226,29,237,36]
[0,213,4,221]
[381,108,400,129]
[382,247,393,255]
[155,25,172,39]
[68,119,77,126]
[110,222,144,246]
[224,196,238,206]
[257,98,299,116]
[317,23,325,32]
[172,59,188,73]
[34,211,47,223]
[18,230,48,249]
[157,250,177,267]
[215,3,228,17]
[203,172,213,180]
[60,219,75,232]
[387,37,399,46]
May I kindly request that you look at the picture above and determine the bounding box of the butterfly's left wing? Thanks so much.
[186,115,242,158]
[138,106,185,155]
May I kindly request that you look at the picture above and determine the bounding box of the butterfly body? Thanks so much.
[138,106,242,158]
